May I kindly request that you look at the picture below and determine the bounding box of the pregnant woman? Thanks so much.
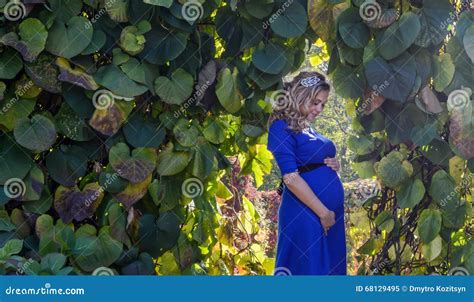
[267,71,346,275]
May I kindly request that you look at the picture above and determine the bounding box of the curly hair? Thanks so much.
[267,71,331,132]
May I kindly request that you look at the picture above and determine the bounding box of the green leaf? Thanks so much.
[414,0,454,48]
[0,18,48,62]
[433,54,455,92]
[203,120,226,144]
[216,67,243,114]
[109,143,157,184]
[139,212,181,257]
[123,115,166,148]
[173,119,200,147]
[0,48,23,79]
[245,0,274,19]
[0,239,23,259]
[0,96,36,131]
[45,145,88,187]
[252,43,286,75]
[330,64,366,99]
[463,25,474,63]
[422,235,442,262]
[365,54,417,102]
[94,64,148,98]
[0,134,33,184]
[14,114,57,152]
[192,137,214,180]
[45,16,93,59]
[417,209,442,244]
[376,12,421,60]
[396,178,425,208]
[41,253,67,274]
[156,149,192,176]
[73,226,123,272]
[270,1,308,38]
[154,68,194,105]
[338,7,370,49]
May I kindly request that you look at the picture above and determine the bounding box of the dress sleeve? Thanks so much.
[267,120,298,175]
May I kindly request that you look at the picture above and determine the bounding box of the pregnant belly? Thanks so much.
[300,166,345,211]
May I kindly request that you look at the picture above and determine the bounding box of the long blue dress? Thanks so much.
[267,119,346,275]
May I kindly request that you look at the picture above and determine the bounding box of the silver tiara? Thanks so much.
[300,76,322,87]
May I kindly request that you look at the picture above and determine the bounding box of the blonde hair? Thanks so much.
[267,71,330,132]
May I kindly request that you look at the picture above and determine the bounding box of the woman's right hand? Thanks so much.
[319,209,335,236]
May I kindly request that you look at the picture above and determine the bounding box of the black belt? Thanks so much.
[277,162,326,195]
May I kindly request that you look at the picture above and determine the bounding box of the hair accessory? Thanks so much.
[300,76,322,87]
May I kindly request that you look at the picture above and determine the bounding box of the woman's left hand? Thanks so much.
[324,157,340,172]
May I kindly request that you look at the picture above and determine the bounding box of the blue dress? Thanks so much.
[267,119,346,275]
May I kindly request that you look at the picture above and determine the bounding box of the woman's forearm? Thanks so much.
[283,173,329,218]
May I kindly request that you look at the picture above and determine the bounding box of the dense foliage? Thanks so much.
[0,0,314,275]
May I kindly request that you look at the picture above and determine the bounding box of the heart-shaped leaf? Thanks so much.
[73,226,123,272]
[252,43,286,74]
[123,115,166,148]
[376,12,421,60]
[365,54,417,102]
[54,183,105,224]
[396,178,425,208]
[156,144,192,176]
[216,67,243,113]
[0,18,48,62]
[154,68,194,105]
[93,64,149,98]
[45,16,93,59]
[338,7,370,49]
[45,145,88,187]
[270,1,308,38]
[109,143,157,184]
[139,212,180,257]
[14,114,57,152]
[417,209,442,244]
[0,48,23,80]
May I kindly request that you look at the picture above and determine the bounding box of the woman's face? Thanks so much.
[306,90,329,122]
